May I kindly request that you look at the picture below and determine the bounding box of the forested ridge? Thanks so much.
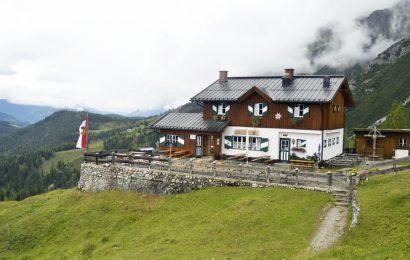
[0,111,159,201]
[0,149,80,201]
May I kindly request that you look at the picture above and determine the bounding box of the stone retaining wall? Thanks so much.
[79,163,328,195]
[79,163,256,195]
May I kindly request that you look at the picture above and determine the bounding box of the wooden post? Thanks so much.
[111,152,115,165]
[212,161,216,176]
[348,174,353,190]
[327,171,332,188]
[266,166,270,183]
[96,154,99,165]
[393,163,397,176]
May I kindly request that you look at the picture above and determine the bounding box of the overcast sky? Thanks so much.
[0,0,401,114]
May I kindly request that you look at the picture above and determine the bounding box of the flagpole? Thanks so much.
[86,113,89,152]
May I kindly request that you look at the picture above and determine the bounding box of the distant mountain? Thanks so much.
[307,0,410,72]
[0,110,140,154]
[127,108,166,117]
[345,38,410,133]
[0,99,58,124]
[0,111,25,126]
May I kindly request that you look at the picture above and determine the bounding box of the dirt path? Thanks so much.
[309,204,348,252]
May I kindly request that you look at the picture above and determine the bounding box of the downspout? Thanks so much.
[320,103,325,161]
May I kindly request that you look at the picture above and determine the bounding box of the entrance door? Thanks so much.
[196,135,203,157]
[279,138,290,161]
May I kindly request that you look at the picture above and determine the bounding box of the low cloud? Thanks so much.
[0,0,404,114]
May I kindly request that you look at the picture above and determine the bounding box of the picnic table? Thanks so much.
[290,159,315,170]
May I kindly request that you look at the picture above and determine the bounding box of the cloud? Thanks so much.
[0,0,403,114]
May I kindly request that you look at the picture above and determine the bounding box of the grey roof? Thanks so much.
[191,75,346,103]
[151,113,229,132]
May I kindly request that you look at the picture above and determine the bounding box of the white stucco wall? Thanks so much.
[322,129,344,160]
[222,126,344,161]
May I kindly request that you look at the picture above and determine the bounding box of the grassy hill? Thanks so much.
[0,187,331,259]
[310,169,410,259]
[1,170,408,258]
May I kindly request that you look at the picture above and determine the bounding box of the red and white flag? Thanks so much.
[76,117,88,149]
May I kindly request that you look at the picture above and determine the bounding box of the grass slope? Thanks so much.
[40,141,103,173]
[314,170,410,259]
[0,187,330,259]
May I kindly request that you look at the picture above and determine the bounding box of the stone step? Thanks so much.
[335,201,350,206]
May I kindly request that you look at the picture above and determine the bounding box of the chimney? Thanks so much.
[284,68,294,81]
[219,70,228,83]
[323,76,330,88]
[282,68,294,87]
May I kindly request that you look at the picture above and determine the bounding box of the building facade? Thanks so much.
[152,69,354,161]
[354,128,410,159]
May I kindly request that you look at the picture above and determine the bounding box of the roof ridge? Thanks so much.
[227,75,345,79]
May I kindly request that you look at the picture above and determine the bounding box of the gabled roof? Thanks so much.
[151,113,229,132]
[191,75,354,106]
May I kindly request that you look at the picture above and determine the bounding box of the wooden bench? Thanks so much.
[251,156,270,162]
[290,159,315,170]
[173,150,190,158]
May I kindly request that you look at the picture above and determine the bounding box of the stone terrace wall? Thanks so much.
[79,163,256,195]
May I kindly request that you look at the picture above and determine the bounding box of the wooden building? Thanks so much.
[152,69,354,161]
[354,128,410,159]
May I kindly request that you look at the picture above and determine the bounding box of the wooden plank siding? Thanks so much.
[203,89,347,130]
[159,129,222,156]
[355,132,410,159]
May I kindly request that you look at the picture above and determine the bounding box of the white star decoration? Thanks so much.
[275,113,282,120]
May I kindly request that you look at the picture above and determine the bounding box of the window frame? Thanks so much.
[248,137,261,151]
[232,136,247,150]
[166,134,178,145]
[254,103,264,116]
[293,104,305,118]
[399,138,408,147]
[218,102,228,115]
[296,139,306,148]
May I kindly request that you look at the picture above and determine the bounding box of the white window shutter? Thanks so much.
[262,103,268,116]
[224,136,232,149]
[303,106,310,117]
[212,104,218,115]
[260,138,269,152]
[159,135,166,146]
[248,104,254,116]
[287,105,294,117]
[177,136,185,147]
[225,104,230,114]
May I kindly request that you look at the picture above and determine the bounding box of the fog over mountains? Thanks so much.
[0,0,408,119]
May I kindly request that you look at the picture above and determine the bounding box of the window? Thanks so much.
[232,136,246,149]
[332,138,336,145]
[294,104,304,118]
[254,103,264,116]
[399,138,407,147]
[296,139,306,148]
[324,140,327,148]
[249,137,261,151]
[166,134,178,145]
[218,103,228,115]
[336,137,340,144]
[333,105,337,112]
[328,139,332,146]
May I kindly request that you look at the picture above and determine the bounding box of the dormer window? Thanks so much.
[217,103,229,115]
[294,104,305,118]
